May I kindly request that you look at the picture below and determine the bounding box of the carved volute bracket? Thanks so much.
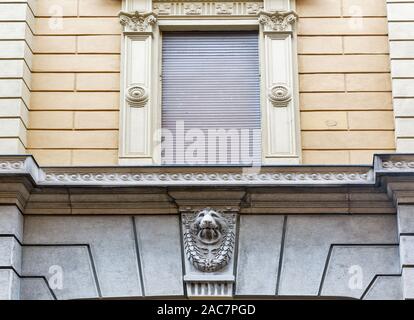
[118,10,158,32]
[258,10,298,32]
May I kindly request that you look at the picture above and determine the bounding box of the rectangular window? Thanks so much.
[161,31,261,165]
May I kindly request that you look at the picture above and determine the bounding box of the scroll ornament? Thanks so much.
[118,11,157,32]
[258,10,298,31]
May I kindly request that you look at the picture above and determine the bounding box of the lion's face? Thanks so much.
[191,209,227,244]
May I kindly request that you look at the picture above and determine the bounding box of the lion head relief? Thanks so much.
[190,208,228,245]
[183,208,236,272]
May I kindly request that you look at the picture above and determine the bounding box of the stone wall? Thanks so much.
[28,0,122,166]
[0,0,34,154]
[386,0,414,152]
[0,0,396,165]
[1,153,413,300]
[13,213,401,299]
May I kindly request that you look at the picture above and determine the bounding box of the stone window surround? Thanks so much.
[118,0,301,165]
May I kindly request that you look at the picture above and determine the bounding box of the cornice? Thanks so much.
[1,155,406,215]
[374,154,414,174]
[2,154,414,188]
[0,156,40,182]
[380,161,414,171]
[2,154,414,187]
[39,170,372,186]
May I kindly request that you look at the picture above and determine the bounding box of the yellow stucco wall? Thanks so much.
[297,0,395,164]
[28,0,122,165]
[27,0,395,165]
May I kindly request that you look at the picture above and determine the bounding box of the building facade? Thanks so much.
[1,0,414,299]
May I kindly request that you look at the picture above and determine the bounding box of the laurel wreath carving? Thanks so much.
[182,210,236,272]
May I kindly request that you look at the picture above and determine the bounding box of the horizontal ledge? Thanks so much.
[0,153,413,187]
[184,275,235,282]
[158,19,259,26]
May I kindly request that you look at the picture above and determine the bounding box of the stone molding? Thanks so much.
[258,10,298,31]
[5,154,414,187]
[381,161,414,170]
[152,1,264,16]
[185,281,233,297]
[3,154,414,187]
[121,2,265,20]
[118,10,157,32]
[375,155,414,174]
[40,171,372,185]
[0,154,407,215]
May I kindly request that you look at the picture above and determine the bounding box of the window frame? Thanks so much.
[119,0,301,165]
[159,27,262,166]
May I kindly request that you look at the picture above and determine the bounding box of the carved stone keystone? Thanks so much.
[181,208,238,297]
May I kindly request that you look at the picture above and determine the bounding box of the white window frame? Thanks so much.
[119,0,301,165]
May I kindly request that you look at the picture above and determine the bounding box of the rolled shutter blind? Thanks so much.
[161,31,261,165]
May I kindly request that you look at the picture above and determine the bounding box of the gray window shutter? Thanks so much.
[161,31,261,165]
